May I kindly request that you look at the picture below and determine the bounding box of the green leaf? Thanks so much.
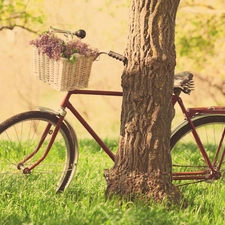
[69,55,77,64]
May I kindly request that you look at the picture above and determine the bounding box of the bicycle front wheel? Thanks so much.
[0,111,78,193]
[171,115,225,185]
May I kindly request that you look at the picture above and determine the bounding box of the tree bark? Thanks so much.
[105,0,184,205]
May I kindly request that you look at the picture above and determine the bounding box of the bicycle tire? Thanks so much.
[0,111,78,193]
[170,115,225,185]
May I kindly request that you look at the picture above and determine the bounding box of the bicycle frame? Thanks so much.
[22,89,225,182]
[60,89,123,161]
[172,94,225,181]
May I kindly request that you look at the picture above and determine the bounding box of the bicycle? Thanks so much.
[0,27,225,193]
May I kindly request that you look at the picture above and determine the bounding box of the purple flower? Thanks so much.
[29,32,99,62]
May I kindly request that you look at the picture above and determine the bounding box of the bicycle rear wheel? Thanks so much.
[170,115,225,185]
[0,111,78,193]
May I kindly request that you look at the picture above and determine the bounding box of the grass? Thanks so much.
[1,139,225,225]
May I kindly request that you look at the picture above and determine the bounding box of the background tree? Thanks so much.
[105,0,183,204]
[176,0,225,106]
[0,0,44,33]
[0,0,45,120]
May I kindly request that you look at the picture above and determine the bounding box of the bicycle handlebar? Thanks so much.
[50,26,86,39]
[50,26,128,65]
[107,51,128,65]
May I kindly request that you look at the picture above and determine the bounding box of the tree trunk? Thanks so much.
[105,0,184,205]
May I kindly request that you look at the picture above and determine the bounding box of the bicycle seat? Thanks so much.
[174,71,194,94]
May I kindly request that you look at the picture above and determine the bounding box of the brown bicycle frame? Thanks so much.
[23,89,225,181]
[172,95,225,181]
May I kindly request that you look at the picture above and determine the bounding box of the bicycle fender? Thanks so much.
[171,114,225,137]
[37,106,60,115]
[63,119,78,149]
[37,106,78,148]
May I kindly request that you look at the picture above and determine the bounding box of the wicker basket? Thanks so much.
[31,47,96,91]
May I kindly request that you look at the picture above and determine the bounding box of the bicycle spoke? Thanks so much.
[0,111,77,193]
[171,115,225,186]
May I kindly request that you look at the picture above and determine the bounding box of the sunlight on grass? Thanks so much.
[0,139,225,225]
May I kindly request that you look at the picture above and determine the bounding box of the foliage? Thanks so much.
[97,0,130,15]
[0,139,225,225]
[176,1,225,73]
[0,0,45,32]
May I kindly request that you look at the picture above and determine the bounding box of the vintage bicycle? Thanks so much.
[0,27,225,193]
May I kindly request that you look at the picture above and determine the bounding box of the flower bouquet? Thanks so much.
[30,32,99,91]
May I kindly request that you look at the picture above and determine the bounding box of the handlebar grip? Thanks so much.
[108,51,128,65]
[74,30,86,39]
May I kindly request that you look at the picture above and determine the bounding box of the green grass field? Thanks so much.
[0,139,225,225]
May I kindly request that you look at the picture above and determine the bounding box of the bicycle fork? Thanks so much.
[17,113,65,174]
